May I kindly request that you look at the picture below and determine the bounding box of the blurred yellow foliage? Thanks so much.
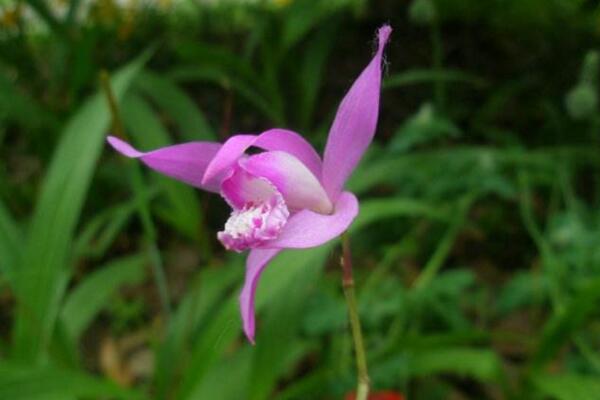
[158,0,173,9]
[0,4,20,28]
[273,0,293,8]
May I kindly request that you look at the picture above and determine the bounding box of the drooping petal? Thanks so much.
[242,151,333,214]
[240,248,281,344]
[322,25,392,200]
[263,191,358,249]
[202,129,322,185]
[107,136,223,192]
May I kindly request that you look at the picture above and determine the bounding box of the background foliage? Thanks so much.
[1,0,600,399]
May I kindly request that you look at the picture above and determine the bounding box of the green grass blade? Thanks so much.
[18,0,66,39]
[73,186,159,259]
[11,52,150,362]
[0,70,58,133]
[174,41,260,88]
[0,198,23,291]
[281,0,341,51]
[384,68,487,89]
[350,198,450,233]
[175,296,240,400]
[532,373,600,400]
[177,246,331,400]
[0,362,146,400]
[154,264,243,400]
[414,194,475,289]
[135,70,215,140]
[348,146,597,195]
[530,277,600,370]
[169,66,282,125]
[248,261,321,400]
[60,254,146,341]
[408,347,503,382]
[184,349,252,400]
[295,20,337,130]
[121,93,206,243]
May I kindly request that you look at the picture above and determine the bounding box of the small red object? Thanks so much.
[345,390,405,400]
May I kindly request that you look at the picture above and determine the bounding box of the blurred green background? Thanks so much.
[2,0,600,399]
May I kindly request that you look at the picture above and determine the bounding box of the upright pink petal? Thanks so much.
[242,151,333,214]
[263,191,358,249]
[322,25,392,200]
[202,129,322,185]
[107,136,222,192]
[240,248,281,343]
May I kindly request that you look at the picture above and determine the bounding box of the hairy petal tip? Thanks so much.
[378,24,392,49]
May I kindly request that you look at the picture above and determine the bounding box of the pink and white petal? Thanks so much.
[263,191,358,249]
[107,136,222,192]
[240,248,282,344]
[322,25,392,200]
[242,151,332,214]
[202,129,322,185]
[221,167,281,209]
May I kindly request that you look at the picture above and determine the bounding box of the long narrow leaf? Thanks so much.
[0,70,58,132]
[169,66,282,124]
[0,362,145,400]
[295,20,338,130]
[350,198,450,233]
[0,198,22,291]
[60,255,146,341]
[248,264,321,400]
[177,246,331,400]
[121,93,205,242]
[408,347,502,382]
[12,52,150,362]
[532,373,600,400]
[135,70,215,140]
[154,264,242,400]
[530,277,600,369]
[73,186,159,259]
[384,68,486,89]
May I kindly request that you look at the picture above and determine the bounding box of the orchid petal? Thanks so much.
[264,191,358,249]
[253,130,322,176]
[202,129,322,185]
[107,136,222,192]
[221,167,280,209]
[240,248,281,344]
[202,134,256,186]
[242,151,333,214]
[322,25,392,200]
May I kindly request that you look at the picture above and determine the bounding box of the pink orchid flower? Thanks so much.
[108,25,392,343]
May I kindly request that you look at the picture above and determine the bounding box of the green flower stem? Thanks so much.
[341,233,370,400]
